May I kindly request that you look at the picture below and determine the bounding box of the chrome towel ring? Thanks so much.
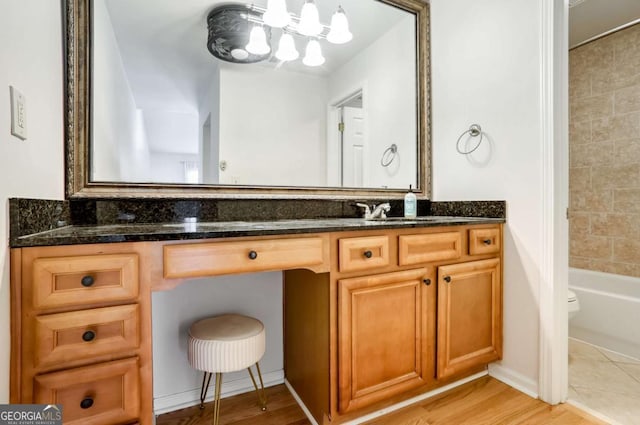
[456,124,484,155]
[381,144,398,167]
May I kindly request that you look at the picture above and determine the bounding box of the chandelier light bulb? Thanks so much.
[302,39,325,67]
[297,0,323,36]
[275,33,299,61]
[263,0,291,28]
[245,25,271,55]
[327,6,352,44]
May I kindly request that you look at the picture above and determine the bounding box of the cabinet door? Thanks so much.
[437,258,501,379]
[338,268,435,413]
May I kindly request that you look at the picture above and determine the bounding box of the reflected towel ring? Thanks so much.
[381,144,398,167]
[456,124,484,155]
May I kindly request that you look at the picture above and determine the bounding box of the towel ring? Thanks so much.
[381,144,398,167]
[456,124,484,155]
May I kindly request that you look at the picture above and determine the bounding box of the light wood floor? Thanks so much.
[156,376,608,425]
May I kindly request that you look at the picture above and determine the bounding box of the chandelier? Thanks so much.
[207,1,353,67]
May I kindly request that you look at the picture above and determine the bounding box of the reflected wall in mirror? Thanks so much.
[64,0,429,197]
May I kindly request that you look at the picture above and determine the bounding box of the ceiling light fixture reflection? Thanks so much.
[327,6,352,44]
[297,0,323,36]
[275,33,299,61]
[245,25,271,55]
[263,0,291,27]
[302,39,325,67]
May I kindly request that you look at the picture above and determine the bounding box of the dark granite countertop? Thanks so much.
[11,216,505,248]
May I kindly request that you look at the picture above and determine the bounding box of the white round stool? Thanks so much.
[188,314,267,424]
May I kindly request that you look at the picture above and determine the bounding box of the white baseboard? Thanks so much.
[153,369,284,415]
[488,363,538,399]
[286,371,488,425]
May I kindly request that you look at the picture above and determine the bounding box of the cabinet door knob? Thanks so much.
[423,278,431,286]
[80,397,94,409]
[248,250,258,260]
[82,330,96,342]
[363,250,373,259]
[443,276,452,283]
[81,275,94,287]
[483,239,492,245]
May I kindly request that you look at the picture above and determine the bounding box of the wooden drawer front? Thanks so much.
[164,237,326,278]
[34,357,140,425]
[469,228,500,255]
[34,304,140,368]
[399,232,462,266]
[32,254,139,310]
[338,236,390,273]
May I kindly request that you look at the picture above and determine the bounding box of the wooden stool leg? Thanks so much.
[247,362,267,411]
[213,372,223,425]
[199,372,213,409]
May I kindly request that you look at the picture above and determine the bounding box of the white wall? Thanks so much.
[199,67,221,184]
[0,0,65,403]
[93,0,149,182]
[328,15,417,190]
[149,151,200,184]
[152,273,283,410]
[219,66,327,186]
[431,0,547,393]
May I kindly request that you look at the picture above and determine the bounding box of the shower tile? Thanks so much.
[571,93,614,122]
[615,85,640,114]
[570,142,614,167]
[570,119,592,144]
[614,138,640,164]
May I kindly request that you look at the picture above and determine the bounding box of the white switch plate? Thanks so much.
[10,86,27,140]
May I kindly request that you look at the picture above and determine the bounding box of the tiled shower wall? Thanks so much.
[569,23,640,277]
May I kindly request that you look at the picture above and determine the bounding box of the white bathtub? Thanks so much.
[569,268,640,359]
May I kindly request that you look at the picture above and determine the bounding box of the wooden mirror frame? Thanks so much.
[63,0,430,199]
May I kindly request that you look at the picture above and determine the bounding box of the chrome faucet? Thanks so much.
[356,202,391,220]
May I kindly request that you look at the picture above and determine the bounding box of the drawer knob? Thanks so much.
[82,330,96,342]
[443,276,452,283]
[248,250,258,260]
[80,397,94,409]
[81,275,95,287]
[483,239,492,245]
[423,278,431,286]
[363,250,373,259]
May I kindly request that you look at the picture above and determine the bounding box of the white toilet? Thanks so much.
[568,289,580,320]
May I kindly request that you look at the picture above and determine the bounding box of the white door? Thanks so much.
[342,106,365,187]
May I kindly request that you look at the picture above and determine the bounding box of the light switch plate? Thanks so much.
[10,86,27,140]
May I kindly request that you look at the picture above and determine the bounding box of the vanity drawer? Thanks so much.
[32,254,139,310]
[34,304,140,368]
[468,227,501,255]
[164,237,326,278]
[399,232,462,266]
[33,357,140,425]
[339,235,390,273]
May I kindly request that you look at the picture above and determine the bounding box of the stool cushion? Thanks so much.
[188,314,265,373]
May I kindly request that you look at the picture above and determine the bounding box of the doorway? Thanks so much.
[328,90,366,187]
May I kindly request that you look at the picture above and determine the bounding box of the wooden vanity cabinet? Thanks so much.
[11,223,502,425]
[284,223,503,424]
[10,243,152,425]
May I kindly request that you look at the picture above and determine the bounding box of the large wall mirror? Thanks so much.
[63,0,430,198]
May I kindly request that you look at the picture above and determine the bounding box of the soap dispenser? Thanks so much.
[404,185,417,218]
